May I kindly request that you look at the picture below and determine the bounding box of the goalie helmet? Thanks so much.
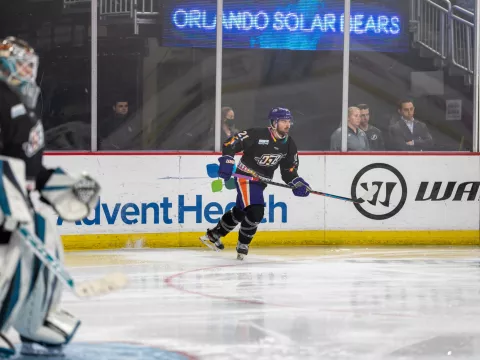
[268,107,293,127]
[0,37,40,108]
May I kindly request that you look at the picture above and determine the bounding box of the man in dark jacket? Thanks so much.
[98,98,141,150]
[389,100,433,151]
[357,104,385,151]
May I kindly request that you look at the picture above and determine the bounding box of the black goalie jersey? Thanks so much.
[222,127,299,184]
[0,81,50,187]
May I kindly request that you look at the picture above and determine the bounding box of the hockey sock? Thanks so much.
[238,205,264,245]
[214,206,246,237]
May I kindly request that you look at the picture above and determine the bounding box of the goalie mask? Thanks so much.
[0,37,40,109]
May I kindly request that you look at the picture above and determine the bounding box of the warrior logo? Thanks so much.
[351,163,407,220]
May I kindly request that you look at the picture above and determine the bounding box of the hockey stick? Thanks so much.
[17,226,128,298]
[231,173,378,204]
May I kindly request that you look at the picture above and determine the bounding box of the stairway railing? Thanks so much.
[415,0,451,60]
[411,0,475,83]
[99,0,133,16]
[98,0,158,33]
[450,5,475,75]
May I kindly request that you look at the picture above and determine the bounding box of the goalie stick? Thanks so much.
[231,173,378,204]
[18,226,128,298]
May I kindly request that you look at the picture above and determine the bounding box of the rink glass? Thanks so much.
[0,0,475,152]
[344,0,474,152]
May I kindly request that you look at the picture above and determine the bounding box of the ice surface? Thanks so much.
[8,247,480,360]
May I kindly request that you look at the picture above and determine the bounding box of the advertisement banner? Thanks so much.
[325,156,480,230]
[43,155,325,234]
[42,154,480,247]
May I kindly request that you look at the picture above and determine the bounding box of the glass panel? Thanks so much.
[0,1,93,150]
[197,0,348,151]
[97,0,216,151]
[346,0,473,152]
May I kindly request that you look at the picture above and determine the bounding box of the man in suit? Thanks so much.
[389,100,433,151]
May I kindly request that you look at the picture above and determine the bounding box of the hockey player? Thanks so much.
[0,37,100,357]
[200,107,310,260]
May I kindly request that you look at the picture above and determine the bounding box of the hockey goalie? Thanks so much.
[0,37,100,357]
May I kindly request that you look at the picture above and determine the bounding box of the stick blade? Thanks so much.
[359,184,379,202]
[74,272,128,298]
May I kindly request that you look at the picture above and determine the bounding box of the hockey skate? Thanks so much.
[20,340,64,357]
[199,228,224,251]
[236,242,249,260]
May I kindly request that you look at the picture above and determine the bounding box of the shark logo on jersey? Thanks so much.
[22,120,45,157]
[10,103,27,119]
[254,154,285,166]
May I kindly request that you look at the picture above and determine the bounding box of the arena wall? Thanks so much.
[42,153,480,250]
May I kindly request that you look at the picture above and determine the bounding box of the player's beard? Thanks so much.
[275,127,288,138]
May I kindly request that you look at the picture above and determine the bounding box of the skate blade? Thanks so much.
[237,253,245,260]
[199,236,220,252]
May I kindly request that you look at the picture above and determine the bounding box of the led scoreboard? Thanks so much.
[161,0,409,52]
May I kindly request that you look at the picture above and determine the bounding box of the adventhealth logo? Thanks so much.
[206,163,236,192]
[56,194,287,226]
[57,163,289,226]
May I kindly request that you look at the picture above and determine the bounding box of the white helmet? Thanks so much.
[0,37,40,108]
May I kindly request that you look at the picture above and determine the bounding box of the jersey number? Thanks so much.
[237,131,249,141]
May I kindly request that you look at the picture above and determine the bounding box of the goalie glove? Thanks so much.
[39,168,100,222]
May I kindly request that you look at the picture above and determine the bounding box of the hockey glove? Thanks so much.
[39,168,101,222]
[218,155,235,181]
[289,177,311,197]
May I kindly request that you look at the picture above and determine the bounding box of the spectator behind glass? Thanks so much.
[97,97,136,150]
[357,104,385,151]
[388,99,433,151]
[221,106,239,142]
[330,106,370,151]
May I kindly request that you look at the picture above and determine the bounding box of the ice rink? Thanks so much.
[9,246,480,360]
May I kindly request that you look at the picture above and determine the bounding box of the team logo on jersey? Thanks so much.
[370,134,378,140]
[258,139,269,145]
[10,103,27,119]
[254,154,284,167]
[22,120,45,157]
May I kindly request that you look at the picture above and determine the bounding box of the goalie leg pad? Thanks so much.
[0,229,33,333]
[0,333,15,358]
[14,210,80,350]
[0,224,38,358]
